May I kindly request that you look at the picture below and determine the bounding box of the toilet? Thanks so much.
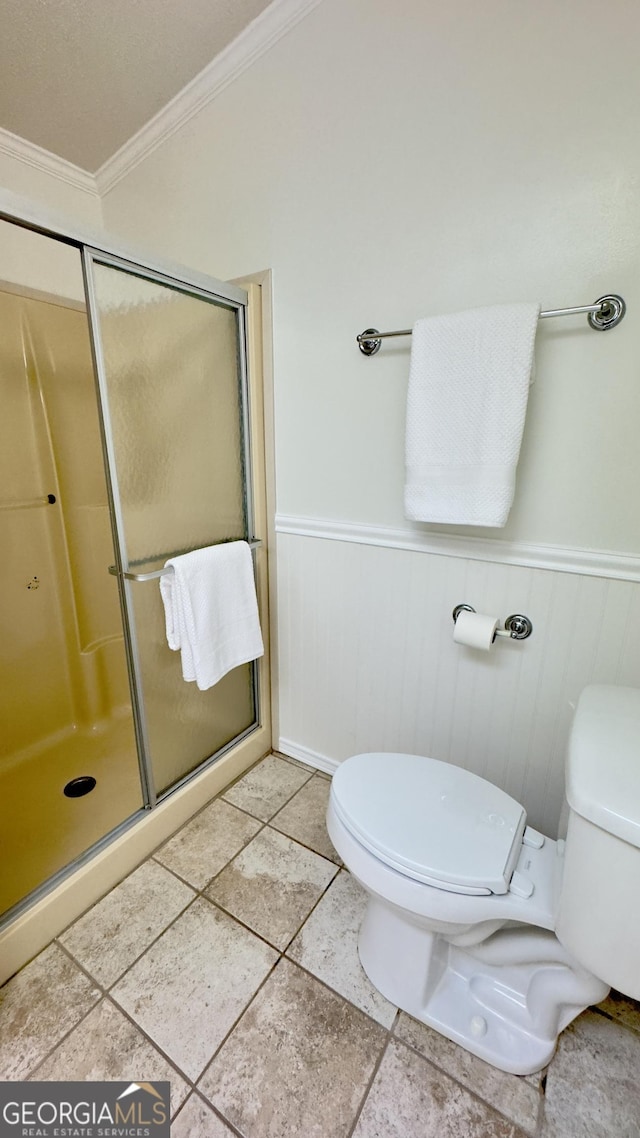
[326,684,640,1075]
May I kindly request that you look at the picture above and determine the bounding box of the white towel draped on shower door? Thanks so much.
[404,302,540,527]
[160,540,264,691]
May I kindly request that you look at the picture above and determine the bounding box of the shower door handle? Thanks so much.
[108,565,171,582]
[108,540,262,582]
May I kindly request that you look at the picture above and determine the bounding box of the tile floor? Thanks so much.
[2,752,640,1137]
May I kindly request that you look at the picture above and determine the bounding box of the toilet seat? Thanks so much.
[331,753,527,896]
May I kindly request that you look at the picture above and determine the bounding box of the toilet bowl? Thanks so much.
[327,684,640,1075]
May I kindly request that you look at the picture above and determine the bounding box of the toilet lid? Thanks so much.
[331,753,526,895]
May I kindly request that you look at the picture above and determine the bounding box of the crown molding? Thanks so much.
[275,514,640,583]
[96,0,323,196]
[0,126,98,197]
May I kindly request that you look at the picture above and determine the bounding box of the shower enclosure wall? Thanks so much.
[0,201,270,952]
[1,287,141,915]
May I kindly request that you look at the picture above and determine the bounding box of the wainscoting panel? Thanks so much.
[276,532,640,837]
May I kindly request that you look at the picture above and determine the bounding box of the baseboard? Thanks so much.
[277,738,339,777]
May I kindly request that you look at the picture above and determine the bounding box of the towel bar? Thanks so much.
[357,294,626,354]
[108,539,262,582]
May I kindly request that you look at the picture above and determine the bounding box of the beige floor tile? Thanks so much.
[542,1009,640,1138]
[199,957,386,1138]
[595,989,640,1035]
[395,1012,541,1134]
[271,775,341,862]
[155,798,262,889]
[272,751,317,773]
[32,998,190,1117]
[206,826,338,950]
[288,870,396,1027]
[172,1094,236,1137]
[0,944,100,1080]
[353,1039,520,1138]
[222,755,311,821]
[111,897,277,1080]
[59,859,195,987]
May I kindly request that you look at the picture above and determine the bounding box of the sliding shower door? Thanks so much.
[83,252,258,798]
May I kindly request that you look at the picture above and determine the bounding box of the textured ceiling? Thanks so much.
[0,0,274,171]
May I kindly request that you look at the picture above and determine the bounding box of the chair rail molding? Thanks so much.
[275,514,640,583]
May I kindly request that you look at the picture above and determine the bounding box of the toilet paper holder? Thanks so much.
[452,605,533,641]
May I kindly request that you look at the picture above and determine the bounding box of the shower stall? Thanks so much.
[0,200,269,930]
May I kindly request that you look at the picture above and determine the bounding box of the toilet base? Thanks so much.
[358,896,609,1075]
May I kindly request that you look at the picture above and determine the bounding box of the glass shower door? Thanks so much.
[83,252,258,798]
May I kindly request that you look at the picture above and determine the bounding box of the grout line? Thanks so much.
[195,953,391,1134]
[24,983,106,1081]
[143,752,274,861]
[50,855,154,944]
[194,952,283,1088]
[58,889,198,993]
[262,822,340,868]
[345,1033,392,1138]
[99,993,201,1116]
[182,1088,247,1137]
[282,953,395,1033]
[268,778,342,864]
[199,893,290,956]
[268,827,342,867]
[23,960,199,1120]
[590,1004,640,1036]
[388,1024,544,1137]
[534,1086,546,1138]
[269,748,316,770]
[151,810,269,893]
[220,769,316,820]
[54,939,110,995]
[281,865,346,957]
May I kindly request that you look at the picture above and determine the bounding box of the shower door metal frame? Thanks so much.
[0,190,262,813]
[82,247,260,810]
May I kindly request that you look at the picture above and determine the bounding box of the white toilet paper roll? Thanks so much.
[453,610,498,651]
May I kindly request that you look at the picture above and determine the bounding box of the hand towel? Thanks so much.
[160,541,264,691]
[404,303,540,527]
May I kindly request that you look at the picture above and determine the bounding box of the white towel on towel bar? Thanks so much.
[404,302,540,527]
[160,541,264,691]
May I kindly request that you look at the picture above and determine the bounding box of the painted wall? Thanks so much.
[101,0,640,553]
[94,0,640,829]
[0,149,102,301]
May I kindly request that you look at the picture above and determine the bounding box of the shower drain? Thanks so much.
[63,776,97,798]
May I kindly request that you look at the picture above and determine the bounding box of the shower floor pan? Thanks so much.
[0,709,142,918]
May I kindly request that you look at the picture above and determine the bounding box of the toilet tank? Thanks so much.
[556,685,640,999]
